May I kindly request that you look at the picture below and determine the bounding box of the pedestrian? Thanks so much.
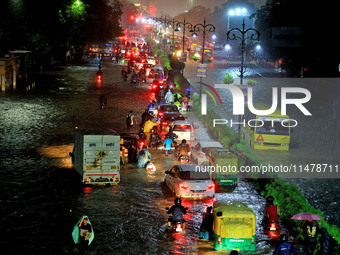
[126,110,138,131]
[78,216,92,251]
[165,89,173,103]
[163,135,173,156]
[99,94,107,109]
[319,227,334,255]
[273,234,298,255]
[137,145,152,168]
[199,206,214,240]
[302,220,318,255]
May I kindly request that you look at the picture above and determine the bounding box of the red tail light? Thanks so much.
[198,153,205,158]
[162,122,168,126]
[159,80,164,84]
[206,184,215,191]
[158,112,163,116]
[179,183,189,190]
[218,237,221,244]
[124,151,128,155]
[152,85,157,89]
[271,223,276,228]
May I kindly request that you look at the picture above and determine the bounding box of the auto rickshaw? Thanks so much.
[208,149,238,186]
[213,201,256,252]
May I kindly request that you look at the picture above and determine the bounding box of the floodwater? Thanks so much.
[0,57,308,254]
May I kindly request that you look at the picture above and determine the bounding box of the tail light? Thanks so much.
[85,178,90,183]
[162,122,168,126]
[114,178,119,182]
[270,223,276,228]
[211,56,214,59]
[206,184,215,192]
[152,85,157,89]
[179,183,189,190]
[124,151,128,155]
[218,237,221,244]
[158,112,163,116]
[159,80,164,84]
[198,153,205,158]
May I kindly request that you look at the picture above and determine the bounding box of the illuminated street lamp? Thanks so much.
[191,18,216,99]
[175,18,193,53]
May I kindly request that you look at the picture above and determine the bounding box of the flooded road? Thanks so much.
[1,57,304,254]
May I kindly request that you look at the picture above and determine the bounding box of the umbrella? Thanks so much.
[184,87,195,91]
[291,212,322,221]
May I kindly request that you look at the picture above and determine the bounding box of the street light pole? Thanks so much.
[226,16,260,141]
[175,18,193,54]
[192,18,216,99]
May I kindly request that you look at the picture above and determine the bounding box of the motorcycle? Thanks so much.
[137,139,146,151]
[121,71,128,82]
[264,220,280,238]
[96,72,103,84]
[178,154,189,164]
[165,207,188,232]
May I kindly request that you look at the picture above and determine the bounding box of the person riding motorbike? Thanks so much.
[176,139,190,161]
[262,196,278,228]
[167,198,187,229]
[149,127,162,148]
[121,68,128,81]
[130,71,138,84]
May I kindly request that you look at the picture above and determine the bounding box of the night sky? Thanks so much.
[129,0,266,16]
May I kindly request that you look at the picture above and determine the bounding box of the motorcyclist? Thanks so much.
[167,198,187,229]
[176,139,190,160]
[149,127,162,148]
[131,71,138,84]
[263,196,278,228]
[121,68,127,81]
[99,94,107,109]
[137,127,147,141]
[273,234,298,255]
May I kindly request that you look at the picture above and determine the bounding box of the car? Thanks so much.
[151,79,166,92]
[157,104,179,119]
[147,56,156,66]
[172,120,195,143]
[149,67,164,81]
[142,63,153,77]
[160,112,185,131]
[191,140,223,165]
[164,164,215,198]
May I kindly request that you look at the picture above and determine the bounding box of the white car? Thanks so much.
[191,141,223,165]
[147,56,156,66]
[172,120,195,143]
[164,164,215,198]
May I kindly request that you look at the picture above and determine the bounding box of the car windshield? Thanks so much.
[173,125,191,132]
[255,117,289,135]
[179,171,210,180]
[161,105,178,112]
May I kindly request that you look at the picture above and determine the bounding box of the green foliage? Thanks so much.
[223,72,234,84]
[247,79,257,87]
[174,73,190,91]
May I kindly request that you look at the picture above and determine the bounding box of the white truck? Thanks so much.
[73,129,120,185]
